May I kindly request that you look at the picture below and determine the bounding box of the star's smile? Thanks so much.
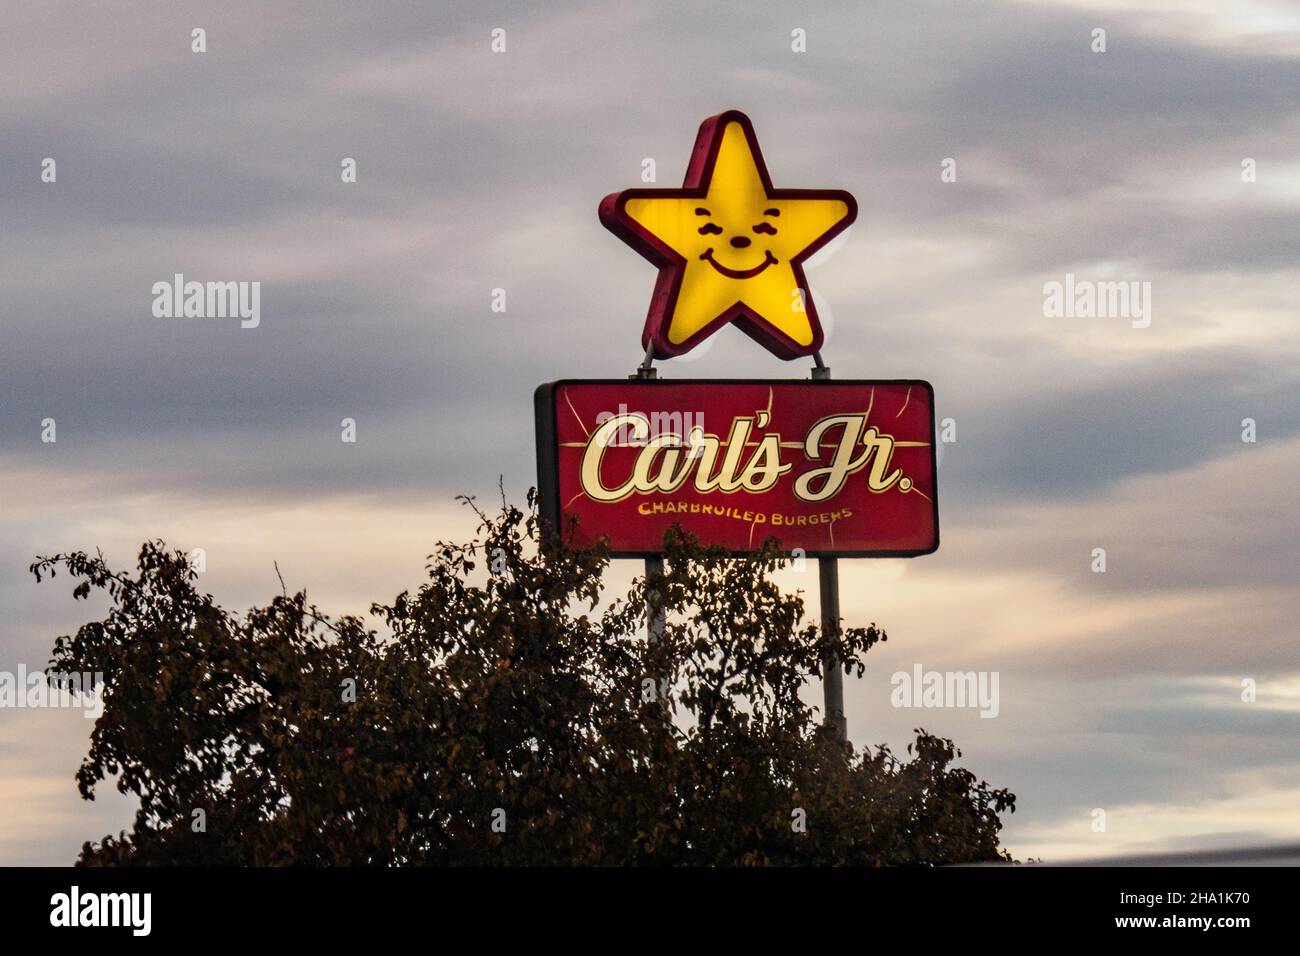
[700,247,778,279]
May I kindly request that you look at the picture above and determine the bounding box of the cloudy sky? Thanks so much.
[2,0,1298,864]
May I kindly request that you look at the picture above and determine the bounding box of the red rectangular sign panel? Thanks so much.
[535,379,939,557]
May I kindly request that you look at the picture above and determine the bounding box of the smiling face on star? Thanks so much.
[694,205,782,278]
[606,114,855,356]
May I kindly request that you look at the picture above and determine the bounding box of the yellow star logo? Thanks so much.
[600,110,856,360]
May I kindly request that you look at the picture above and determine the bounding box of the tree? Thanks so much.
[31,491,1015,865]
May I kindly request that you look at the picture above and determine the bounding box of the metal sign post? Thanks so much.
[812,360,847,742]
[819,557,846,741]
[634,359,668,698]
[645,554,665,645]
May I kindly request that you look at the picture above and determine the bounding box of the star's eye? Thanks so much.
[697,222,723,235]
[752,222,778,235]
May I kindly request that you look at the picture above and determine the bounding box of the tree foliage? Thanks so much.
[32,492,1014,865]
